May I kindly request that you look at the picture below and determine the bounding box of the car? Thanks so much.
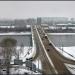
[44,34,47,39]
[26,57,33,61]
[24,72,28,75]
[2,69,6,71]
[49,43,52,45]
[0,68,7,74]
[47,49,49,51]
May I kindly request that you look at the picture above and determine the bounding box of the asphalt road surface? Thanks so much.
[33,25,75,74]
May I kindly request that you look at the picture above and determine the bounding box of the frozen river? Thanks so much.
[47,33,75,74]
[47,33,75,60]
[0,33,32,47]
[47,33,75,47]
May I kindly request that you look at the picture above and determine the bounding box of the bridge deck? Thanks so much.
[33,25,75,74]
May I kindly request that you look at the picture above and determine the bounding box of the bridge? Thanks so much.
[32,25,75,75]
[0,25,75,74]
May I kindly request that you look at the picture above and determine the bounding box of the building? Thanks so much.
[37,17,41,25]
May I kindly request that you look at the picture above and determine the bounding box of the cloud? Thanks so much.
[0,1,75,19]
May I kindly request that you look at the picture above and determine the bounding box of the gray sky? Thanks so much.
[0,1,75,19]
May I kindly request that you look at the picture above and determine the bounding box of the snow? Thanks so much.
[10,59,42,74]
[33,59,42,70]
[0,68,6,74]
[26,25,31,28]
[0,26,15,28]
[56,24,69,25]
[47,33,75,74]
[26,44,36,59]
[10,45,36,63]
[10,68,29,74]
[25,28,36,59]
[0,29,42,74]
[9,31,38,74]
[0,31,38,74]
[65,63,75,74]
[10,67,41,74]
[9,27,42,74]
[47,33,75,61]
[55,47,75,61]
[0,32,32,35]
[55,47,75,74]
[0,45,38,74]
[47,33,75,35]
[8,46,32,64]
[0,28,42,74]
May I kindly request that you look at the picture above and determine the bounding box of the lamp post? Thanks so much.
[38,59,39,70]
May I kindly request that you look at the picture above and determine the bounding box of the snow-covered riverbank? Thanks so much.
[47,33,75,35]
[0,31,41,74]
[55,46,75,61]
[47,33,75,74]
[0,32,32,35]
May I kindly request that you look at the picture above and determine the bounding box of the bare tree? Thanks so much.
[0,37,17,75]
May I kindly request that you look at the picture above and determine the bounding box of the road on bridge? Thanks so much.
[32,25,56,74]
[32,25,75,75]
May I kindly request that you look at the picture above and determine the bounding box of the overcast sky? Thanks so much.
[0,1,75,19]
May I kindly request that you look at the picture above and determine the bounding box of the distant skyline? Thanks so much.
[0,1,75,19]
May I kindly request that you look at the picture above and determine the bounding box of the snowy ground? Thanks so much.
[55,46,75,61]
[47,33,75,74]
[10,59,42,74]
[33,59,42,70]
[0,32,32,35]
[10,46,33,64]
[47,33,75,35]
[10,67,41,75]
[47,33,75,61]
[65,63,75,74]
[0,31,42,74]
[10,45,42,74]
[0,46,42,74]
[55,46,75,74]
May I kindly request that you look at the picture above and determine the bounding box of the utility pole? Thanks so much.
[38,59,39,70]
[61,40,64,54]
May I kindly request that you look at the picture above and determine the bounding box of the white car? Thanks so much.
[45,34,47,38]
[0,68,7,74]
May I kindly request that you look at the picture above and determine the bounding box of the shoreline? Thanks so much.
[47,33,75,35]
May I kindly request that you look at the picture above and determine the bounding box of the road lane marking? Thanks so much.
[35,25,58,74]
